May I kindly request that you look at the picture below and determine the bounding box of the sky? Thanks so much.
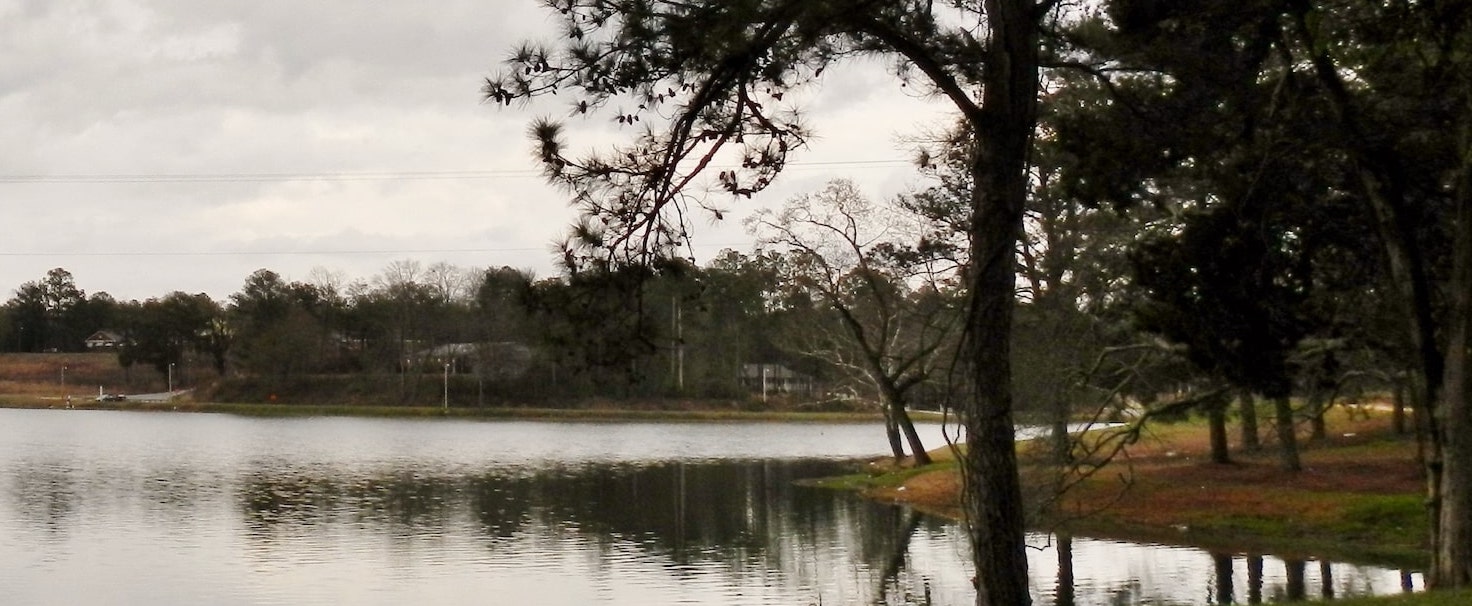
[0,1,952,302]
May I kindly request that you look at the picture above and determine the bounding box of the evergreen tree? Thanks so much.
[484,2,1049,601]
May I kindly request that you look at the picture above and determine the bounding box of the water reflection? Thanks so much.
[234,458,960,604]
[8,458,79,540]
[0,409,1426,605]
[1034,542,1423,605]
[226,459,1424,605]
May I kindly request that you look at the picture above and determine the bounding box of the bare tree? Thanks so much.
[425,261,476,304]
[751,179,958,465]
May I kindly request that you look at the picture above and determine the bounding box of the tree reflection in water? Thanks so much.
[0,408,1426,606]
[235,458,969,603]
[231,458,1421,605]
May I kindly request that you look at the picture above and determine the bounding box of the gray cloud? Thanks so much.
[1,1,947,302]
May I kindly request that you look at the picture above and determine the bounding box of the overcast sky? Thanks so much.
[1,1,951,302]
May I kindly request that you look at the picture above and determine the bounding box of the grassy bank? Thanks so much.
[824,408,1430,570]
[0,352,169,397]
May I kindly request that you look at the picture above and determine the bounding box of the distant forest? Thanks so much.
[0,154,1418,429]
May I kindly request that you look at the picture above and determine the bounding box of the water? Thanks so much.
[0,408,1420,605]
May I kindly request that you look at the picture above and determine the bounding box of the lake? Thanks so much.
[0,408,1421,604]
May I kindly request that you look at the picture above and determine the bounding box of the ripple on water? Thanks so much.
[0,409,1422,606]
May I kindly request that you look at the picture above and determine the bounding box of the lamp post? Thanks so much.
[168,362,175,393]
[442,363,450,411]
[61,365,68,408]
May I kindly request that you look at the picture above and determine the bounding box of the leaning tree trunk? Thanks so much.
[878,379,928,464]
[895,404,933,466]
[883,403,906,461]
[959,1,1038,604]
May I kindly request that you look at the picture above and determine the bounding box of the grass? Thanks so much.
[830,407,1432,569]
[0,351,176,387]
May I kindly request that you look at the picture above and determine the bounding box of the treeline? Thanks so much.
[0,259,812,404]
[0,110,1440,426]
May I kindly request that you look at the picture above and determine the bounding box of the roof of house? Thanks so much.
[85,330,124,343]
[740,363,808,380]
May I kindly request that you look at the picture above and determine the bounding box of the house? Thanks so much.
[739,363,815,395]
[412,342,533,379]
[84,330,125,350]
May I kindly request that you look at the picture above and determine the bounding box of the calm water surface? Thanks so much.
[0,409,1420,605]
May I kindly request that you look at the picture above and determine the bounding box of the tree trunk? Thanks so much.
[960,2,1038,604]
[878,378,926,464]
[1050,379,1073,463]
[1208,402,1231,465]
[1273,395,1301,472]
[1432,158,1472,587]
[1239,391,1261,451]
[1392,378,1408,435]
[1307,390,1328,442]
[884,404,906,461]
[895,404,933,466]
[1291,7,1454,579]
[1051,415,1072,464]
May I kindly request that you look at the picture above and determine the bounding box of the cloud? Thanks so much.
[0,1,943,302]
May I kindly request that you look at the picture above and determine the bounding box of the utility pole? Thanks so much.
[761,364,768,403]
[673,297,684,392]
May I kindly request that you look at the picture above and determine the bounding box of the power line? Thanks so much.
[0,241,751,258]
[0,169,542,184]
[0,247,547,258]
[0,159,911,184]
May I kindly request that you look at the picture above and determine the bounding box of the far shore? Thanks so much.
[0,395,936,424]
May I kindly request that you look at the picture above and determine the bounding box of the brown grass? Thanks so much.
[0,352,180,397]
[862,406,1430,565]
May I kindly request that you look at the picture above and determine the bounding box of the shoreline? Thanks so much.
[6,393,1429,569]
[0,396,910,423]
[820,410,1430,571]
